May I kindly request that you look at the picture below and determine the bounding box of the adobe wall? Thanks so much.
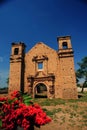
[24,42,59,98]
[8,36,78,99]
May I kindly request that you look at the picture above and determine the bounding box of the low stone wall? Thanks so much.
[77,87,87,92]
[0,93,8,97]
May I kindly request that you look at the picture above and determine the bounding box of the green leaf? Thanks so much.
[24,101,31,105]
[0,119,2,127]
[8,98,18,104]
[22,94,33,105]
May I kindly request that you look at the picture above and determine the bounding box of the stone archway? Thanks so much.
[34,83,47,98]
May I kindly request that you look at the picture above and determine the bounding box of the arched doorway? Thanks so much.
[34,83,47,98]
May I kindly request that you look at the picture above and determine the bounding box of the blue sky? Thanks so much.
[0,0,87,88]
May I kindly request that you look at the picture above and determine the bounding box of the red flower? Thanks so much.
[0,97,8,102]
[17,119,21,125]
[22,118,30,130]
[0,91,51,130]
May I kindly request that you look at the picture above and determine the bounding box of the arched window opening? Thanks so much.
[35,83,47,98]
[14,48,19,55]
[62,42,68,49]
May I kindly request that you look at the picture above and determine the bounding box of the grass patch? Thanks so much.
[43,108,62,118]
[82,115,87,119]
[33,92,87,106]
[79,111,85,115]
[70,112,77,118]
[69,104,78,111]
[33,98,66,106]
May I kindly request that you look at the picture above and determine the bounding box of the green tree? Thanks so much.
[76,56,87,92]
[6,77,9,86]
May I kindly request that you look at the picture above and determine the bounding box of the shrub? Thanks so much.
[0,91,51,130]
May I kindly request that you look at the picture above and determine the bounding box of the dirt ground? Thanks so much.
[35,102,87,130]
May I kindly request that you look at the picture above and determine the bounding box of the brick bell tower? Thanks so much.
[9,42,26,94]
[58,36,78,99]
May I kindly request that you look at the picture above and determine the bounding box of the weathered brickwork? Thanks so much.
[8,36,78,99]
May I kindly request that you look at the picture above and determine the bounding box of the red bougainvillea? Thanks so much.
[0,91,51,130]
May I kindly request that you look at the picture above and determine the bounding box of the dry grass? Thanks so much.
[33,92,87,130]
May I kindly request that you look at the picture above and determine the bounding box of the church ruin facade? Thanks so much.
[8,36,78,99]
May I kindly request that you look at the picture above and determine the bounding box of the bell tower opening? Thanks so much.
[34,83,47,98]
[62,42,68,49]
[14,48,19,55]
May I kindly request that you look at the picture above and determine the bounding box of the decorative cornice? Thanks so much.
[32,55,48,62]
[27,74,55,82]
